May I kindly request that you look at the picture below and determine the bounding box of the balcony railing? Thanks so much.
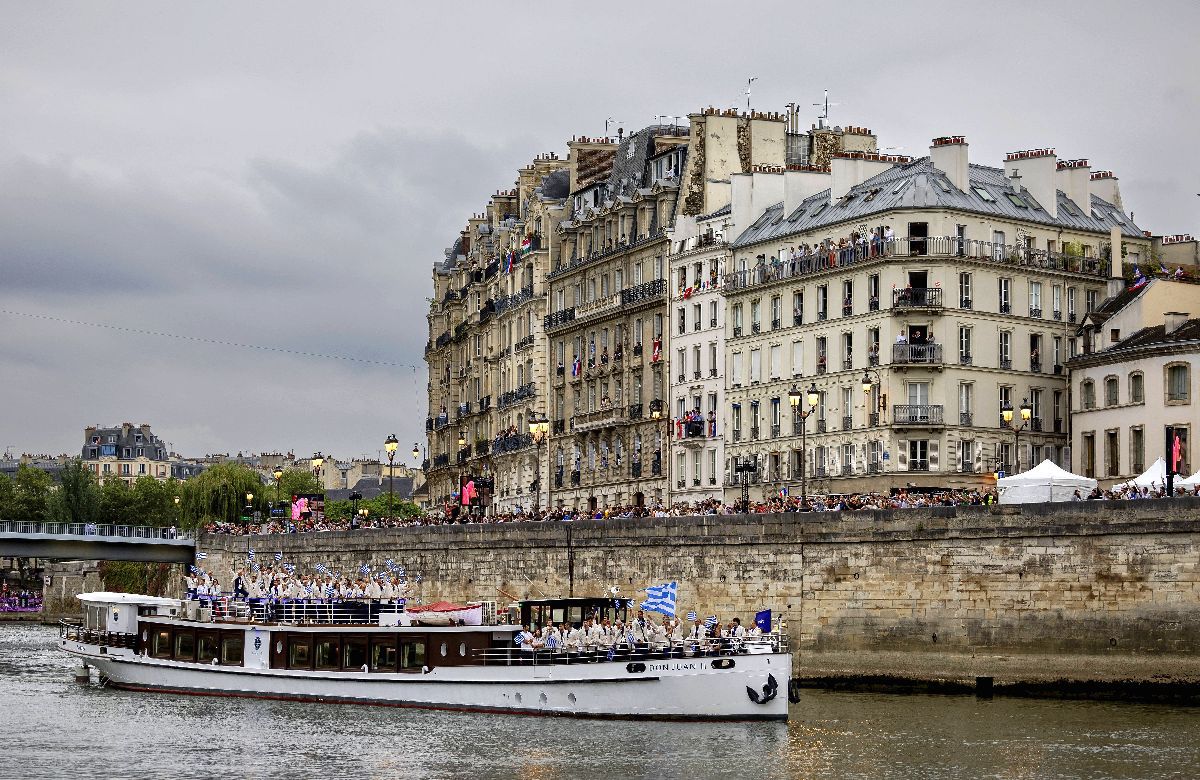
[548,228,669,279]
[493,433,534,454]
[1031,361,1042,373]
[544,308,576,331]
[960,412,973,426]
[720,236,1110,294]
[908,460,930,471]
[515,334,535,352]
[750,427,760,441]
[892,404,945,425]
[497,382,536,409]
[816,419,827,433]
[892,343,943,365]
[841,415,853,430]
[1030,307,1042,319]
[494,285,535,315]
[959,353,973,365]
[578,292,624,324]
[621,278,668,307]
[1000,358,1012,370]
[574,406,628,432]
[892,287,943,310]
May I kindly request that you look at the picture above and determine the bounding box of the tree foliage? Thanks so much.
[50,459,100,524]
[177,462,267,528]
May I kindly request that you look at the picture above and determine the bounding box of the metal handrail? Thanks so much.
[0,521,191,540]
[476,633,789,666]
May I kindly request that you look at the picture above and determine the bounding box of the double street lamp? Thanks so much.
[1001,398,1033,473]
[384,433,399,517]
[311,452,324,490]
[273,467,284,508]
[528,409,550,513]
[789,383,820,502]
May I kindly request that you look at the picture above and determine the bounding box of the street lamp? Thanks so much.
[273,467,283,507]
[733,454,759,511]
[311,452,324,490]
[412,443,421,462]
[173,495,180,525]
[1001,398,1033,473]
[458,431,467,448]
[789,383,820,503]
[244,491,254,520]
[527,409,550,514]
[384,433,399,518]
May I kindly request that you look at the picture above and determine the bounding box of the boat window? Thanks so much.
[370,637,397,672]
[152,629,172,659]
[315,637,341,670]
[288,635,312,670]
[220,633,244,666]
[551,608,565,624]
[197,632,220,664]
[401,641,426,670]
[459,642,467,658]
[439,641,448,658]
[343,638,368,670]
[174,630,196,662]
[568,606,583,625]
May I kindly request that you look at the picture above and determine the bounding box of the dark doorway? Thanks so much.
[634,491,645,508]
[908,222,928,255]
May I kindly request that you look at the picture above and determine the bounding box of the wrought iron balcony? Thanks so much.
[892,343,943,365]
[1030,307,1043,319]
[842,415,853,430]
[908,460,930,471]
[892,287,943,310]
[816,419,827,433]
[544,308,576,330]
[892,404,945,425]
[959,412,974,426]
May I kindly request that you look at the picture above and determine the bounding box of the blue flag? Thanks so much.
[755,609,772,633]
[686,610,697,622]
[247,549,255,561]
[704,615,717,629]
[274,551,283,562]
[639,581,678,617]
[195,552,207,560]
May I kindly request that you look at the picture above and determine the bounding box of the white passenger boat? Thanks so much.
[58,592,792,721]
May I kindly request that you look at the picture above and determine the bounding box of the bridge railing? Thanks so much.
[0,521,192,541]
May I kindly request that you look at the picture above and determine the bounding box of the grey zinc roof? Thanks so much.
[732,157,1145,248]
[696,203,732,222]
[606,124,686,198]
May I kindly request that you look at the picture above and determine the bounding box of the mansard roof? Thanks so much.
[732,157,1145,248]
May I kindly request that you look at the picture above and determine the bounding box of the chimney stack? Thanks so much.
[1090,170,1122,211]
[1056,158,1092,216]
[783,166,832,217]
[829,151,907,200]
[929,136,970,192]
[1004,149,1058,218]
[1164,312,1189,335]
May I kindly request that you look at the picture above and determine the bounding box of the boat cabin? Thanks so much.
[519,596,631,629]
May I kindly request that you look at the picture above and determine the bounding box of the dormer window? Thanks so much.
[972,186,996,203]
[1004,193,1029,209]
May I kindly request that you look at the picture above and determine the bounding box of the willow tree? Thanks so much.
[178,463,267,529]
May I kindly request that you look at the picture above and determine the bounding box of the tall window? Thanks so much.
[998,278,1011,312]
[731,352,743,385]
[1081,380,1096,410]
[1029,282,1042,315]
[750,349,762,382]
[1105,430,1120,477]
[958,326,972,362]
[769,344,781,379]
[999,331,1012,367]
[791,340,803,376]
[1104,376,1119,407]
[1130,372,1144,404]
[958,272,972,307]
[1167,364,1190,403]
[1130,426,1145,473]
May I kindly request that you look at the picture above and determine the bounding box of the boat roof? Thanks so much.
[77,591,179,607]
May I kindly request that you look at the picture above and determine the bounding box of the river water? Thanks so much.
[2,624,1196,779]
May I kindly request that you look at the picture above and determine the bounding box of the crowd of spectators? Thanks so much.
[0,583,42,612]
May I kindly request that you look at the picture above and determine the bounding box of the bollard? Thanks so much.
[975,676,993,699]
[74,664,90,684]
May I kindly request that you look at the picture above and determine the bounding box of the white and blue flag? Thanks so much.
[359,564,371,576]
[247,548,255,561]
[686,610,697,622]
[274,551,283,562]
[314,563,326,574]
[195,552,207,560]
[704,615,717,629]
[638,581,678,617]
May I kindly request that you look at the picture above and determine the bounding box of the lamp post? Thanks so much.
[527,409,550,514]
[272,467,283,509]
[1001,398,1033,473]
[733,455,759,511]
[789,383,820,503]
[311,452,324,491]
[173,495,180,526]
[244,491,254,521]
[384,433,399,519]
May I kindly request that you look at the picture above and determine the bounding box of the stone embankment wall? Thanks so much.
[198,499,1200,658]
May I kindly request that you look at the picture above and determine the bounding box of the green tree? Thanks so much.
[97,477,136,525]
[50,459,99,524]
[177,463,267,529]
[0,473,15,521]
[11,464,53,523]
[131,476,178,526]
[276,469,322,501]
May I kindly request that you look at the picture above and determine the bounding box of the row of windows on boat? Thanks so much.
[141,624,498,672]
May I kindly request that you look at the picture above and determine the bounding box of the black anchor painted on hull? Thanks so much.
[746,673,778,704]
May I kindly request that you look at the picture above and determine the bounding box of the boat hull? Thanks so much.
[62,642,789,721]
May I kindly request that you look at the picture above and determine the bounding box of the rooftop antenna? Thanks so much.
[813,89,839,129]
[746,76,758,111]
[605,117,620,137]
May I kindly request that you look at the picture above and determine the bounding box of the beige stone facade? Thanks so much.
[719,138,1151,500]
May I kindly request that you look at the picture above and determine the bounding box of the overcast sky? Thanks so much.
[2,0,1197,462]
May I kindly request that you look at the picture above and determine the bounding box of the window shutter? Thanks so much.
[975,446,984,471]
[954,440,963,472]
[929,440,940,471]
[898,440,908,468]
[1022,443,1033,471]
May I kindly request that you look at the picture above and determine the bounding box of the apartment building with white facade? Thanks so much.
[719,136,1151,501]
[1068,279,1200,485]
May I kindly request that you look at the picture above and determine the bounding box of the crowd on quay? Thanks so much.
[198,482,1200,536]
[0,584,42,612]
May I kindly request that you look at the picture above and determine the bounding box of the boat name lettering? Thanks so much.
[647,662,700,672]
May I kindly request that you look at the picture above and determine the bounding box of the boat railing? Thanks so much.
[59,618,138,649]
[183,595,414,626]
[476,633,788,666]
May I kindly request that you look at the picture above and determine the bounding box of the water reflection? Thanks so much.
[3,625,1196,780]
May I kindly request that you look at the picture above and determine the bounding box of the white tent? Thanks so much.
[1115,457,1168,491]
[1177,469,1200,489]
[996,459,1097,504]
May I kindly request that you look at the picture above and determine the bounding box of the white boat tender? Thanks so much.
[59,592,792,721]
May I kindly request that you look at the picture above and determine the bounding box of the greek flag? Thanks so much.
[247,549,255,561]
[414,573,423,584]
[638,581,677,617]
[686,610,697,622]
[384,559,395,570]
[546,634,559,650]
[514,631,527,647]
[189,565,199,574]
[282,563,295,574]
[606,647,616,661]
[396,564,406,577]
[314,563,326,574]
[274,551,283,562]
[325,585,334,597]
[195,552,208,560]
[251,563,259,573]
[359,564,371,576]
[704,615,717,629]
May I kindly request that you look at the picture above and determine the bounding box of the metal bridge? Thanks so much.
[0,521,196,563]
